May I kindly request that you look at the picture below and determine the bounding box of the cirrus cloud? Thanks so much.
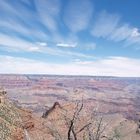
[63,0,93,32]
[91,11,140,47]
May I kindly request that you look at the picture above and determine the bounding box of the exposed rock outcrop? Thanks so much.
[0,89,24,140]
[0,89,35,140]
[0,88,6,104]
[42,102,61,118]
[136,119,140,134]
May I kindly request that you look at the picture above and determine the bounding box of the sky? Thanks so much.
[0,0,140,77]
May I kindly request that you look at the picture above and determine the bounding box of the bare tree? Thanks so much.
[43,101,121,140]
[136,119,140,134]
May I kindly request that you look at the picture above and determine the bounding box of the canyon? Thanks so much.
[0,74,140,139]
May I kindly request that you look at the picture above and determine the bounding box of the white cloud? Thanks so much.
[0,0,50,42]
[74,56,140,77]
[110,26,140,45]
[34,0,61,32]
[131,28,140,37]
[109,24,132,42]
[85,43,96,50]
[36,42,47,46]
[91,11,140,47]
[91,11,120,38]
[0,33,93,58]
[56,43,77,48]
[63,0,93,32]
[0,55,140,77]
[0,19,49,41]
[0,34,45,52]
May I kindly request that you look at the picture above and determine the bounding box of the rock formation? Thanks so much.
[42,102,61,118]
[136,119,140,134]
[0,89,35,140]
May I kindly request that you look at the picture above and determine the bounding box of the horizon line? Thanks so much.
[0,73,140,78]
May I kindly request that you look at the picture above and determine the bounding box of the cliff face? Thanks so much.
[0,89,35,140]
[0,89,56,140]
[42,102,61,118]
[0,89,24,140]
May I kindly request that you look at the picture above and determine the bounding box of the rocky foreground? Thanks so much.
[0,89,140,140]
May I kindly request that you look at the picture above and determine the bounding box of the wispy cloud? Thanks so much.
[0,0,50,42]
[91,11,120,38]
[0,55,140,77]
[0,0,140,78]
[0,0,88,52]
[63,0,93,32]
[36,42,47,47]
[0,34,44,52]
[85,43,96,50]
[91,11,140,47]
[56,43,77,48]
[109,24,133,42]
[34,0,61,32]
[0,33,93,59]
[74,56,140,76]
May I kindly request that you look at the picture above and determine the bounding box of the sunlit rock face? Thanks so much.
[0,90,24,140]
[0,89,35,140]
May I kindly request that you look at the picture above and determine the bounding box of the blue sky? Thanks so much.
[0,0,140,76]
